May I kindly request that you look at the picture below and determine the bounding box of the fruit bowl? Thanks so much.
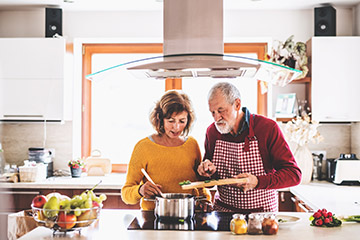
[31,205,101,233]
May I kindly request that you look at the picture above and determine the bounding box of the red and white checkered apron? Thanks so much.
[212,115,278,212]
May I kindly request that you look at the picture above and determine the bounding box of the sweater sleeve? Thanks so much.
[121,141,145,205]
[256,122,302,189]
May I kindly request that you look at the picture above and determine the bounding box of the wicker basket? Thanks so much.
[19,164,47,182]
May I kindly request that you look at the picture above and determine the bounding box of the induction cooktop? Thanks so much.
[127,211,235,231]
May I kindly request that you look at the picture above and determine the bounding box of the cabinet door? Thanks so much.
[311,37,360,122]
[0,38,65,121]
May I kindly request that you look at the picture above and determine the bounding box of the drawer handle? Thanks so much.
[0,191,40,195]
[297,202,309,212]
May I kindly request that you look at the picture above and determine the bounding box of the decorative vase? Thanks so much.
[293,144,313,184]
[70,167,82,178]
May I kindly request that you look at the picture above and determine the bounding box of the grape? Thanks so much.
[60,199,70,209]
[87,190,96,201]
[74,207,82,216]
[84,198,92,209]
[94,197,101,204]
[99,194,107,202]
[80,191,88,200]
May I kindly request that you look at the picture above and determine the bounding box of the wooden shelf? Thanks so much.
[276,117,295,123]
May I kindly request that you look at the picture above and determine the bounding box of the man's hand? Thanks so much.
[234,173,258,193]
[139,181,163,198]
[197,159,216,177]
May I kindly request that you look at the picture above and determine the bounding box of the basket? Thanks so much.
[19,164,47,182]
[31,205,101,233]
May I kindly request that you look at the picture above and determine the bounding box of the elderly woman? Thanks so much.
[121,90,211,210]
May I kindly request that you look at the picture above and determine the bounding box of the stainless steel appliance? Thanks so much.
[327,153,360,185]
[28,147,53,178]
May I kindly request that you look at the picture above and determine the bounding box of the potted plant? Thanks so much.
[266,35,309,79]
[68,158,85,178]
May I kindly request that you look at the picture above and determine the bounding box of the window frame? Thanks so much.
[81,42,267,172]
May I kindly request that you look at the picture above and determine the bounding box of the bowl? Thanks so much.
[276,214,301,229]
[31,205,101,232]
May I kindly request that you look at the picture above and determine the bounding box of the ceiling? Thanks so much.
[0,0,360,11]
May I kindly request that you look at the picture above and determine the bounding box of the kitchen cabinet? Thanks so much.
[0,188,140,212]
[307,37,360,122]
[0,38,65,122]
[278,191,313,212]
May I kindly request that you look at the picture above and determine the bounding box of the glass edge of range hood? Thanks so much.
[86,53,302,87]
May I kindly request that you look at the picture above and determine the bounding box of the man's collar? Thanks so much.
[238,107,251,134]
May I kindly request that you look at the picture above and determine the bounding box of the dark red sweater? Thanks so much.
[203,113,302,189]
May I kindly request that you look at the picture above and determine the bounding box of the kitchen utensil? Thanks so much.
[145,193,206,220]
[85,150,111,176]
[141,168,165,198]
[181,178,248,190]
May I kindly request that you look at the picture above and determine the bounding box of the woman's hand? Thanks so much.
[197,159,216,177]
[195,200,213,213]
[139,181,163,198]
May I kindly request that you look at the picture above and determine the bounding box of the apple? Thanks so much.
[57,212,77,229]
[32,195,47,208]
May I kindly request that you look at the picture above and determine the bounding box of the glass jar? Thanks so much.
[262,214,279,235]
[230,214,247,235]
[247,213,263,235]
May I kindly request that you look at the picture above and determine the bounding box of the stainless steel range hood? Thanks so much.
[87,0,301,87]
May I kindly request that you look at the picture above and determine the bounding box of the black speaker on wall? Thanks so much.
[46,8,62,37]
[314,6,336,36]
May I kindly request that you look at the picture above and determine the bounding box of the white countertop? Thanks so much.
[18,210,360,240]
[0,173,127,190]
[290,181,360,216]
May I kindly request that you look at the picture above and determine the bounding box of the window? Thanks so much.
[81,43,267,171]
[91,53,163,164]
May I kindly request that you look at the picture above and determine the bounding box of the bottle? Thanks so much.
[230,214,247,235]
[0,143,6,174]
[262,214,279,235]
[247,213,263,235]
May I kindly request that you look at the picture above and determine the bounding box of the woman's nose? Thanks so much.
[173,122,180,130]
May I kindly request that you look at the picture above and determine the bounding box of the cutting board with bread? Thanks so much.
[181,178,248,190]
[85,150,112,176]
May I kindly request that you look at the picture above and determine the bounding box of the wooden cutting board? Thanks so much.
[181,178,248,190]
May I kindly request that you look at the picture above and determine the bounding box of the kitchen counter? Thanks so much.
[290,181,360,215]
[0,173,127,190]
[18,210,360,240]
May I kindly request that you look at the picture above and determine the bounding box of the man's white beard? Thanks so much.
[215,120,232,134]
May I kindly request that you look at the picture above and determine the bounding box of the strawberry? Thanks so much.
[327,212,333,217]
[324,218,330,224]
[313,212,321,219]
[315,219,323,226]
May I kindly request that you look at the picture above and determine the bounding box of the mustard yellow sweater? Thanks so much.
[121,136,210,210]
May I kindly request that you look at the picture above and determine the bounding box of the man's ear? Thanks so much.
[234,98,241,110]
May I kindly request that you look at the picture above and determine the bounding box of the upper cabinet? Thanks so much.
[307,37,360,122]
[0,38,65,121]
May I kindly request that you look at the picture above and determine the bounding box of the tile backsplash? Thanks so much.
[0,121,359,171]
[0,121,72,171]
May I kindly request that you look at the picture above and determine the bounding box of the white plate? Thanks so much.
[276,215,301,228]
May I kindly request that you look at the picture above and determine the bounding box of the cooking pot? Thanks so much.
[145,193,206,220]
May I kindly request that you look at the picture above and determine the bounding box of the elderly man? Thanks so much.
[198,82,301,212]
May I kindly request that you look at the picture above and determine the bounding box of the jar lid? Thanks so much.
[232,214,246,219]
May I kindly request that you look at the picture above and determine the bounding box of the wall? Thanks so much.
[0,7,359,171]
